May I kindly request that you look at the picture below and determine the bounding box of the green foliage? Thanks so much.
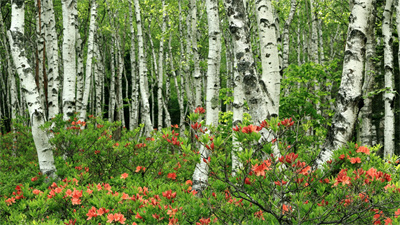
[2,114,400,224]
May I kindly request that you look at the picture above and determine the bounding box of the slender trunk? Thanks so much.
[79,0,97,121]
[9,0,57,178]
[62,0,77,120]
[191,0,202,108]
[316,0,374,167]
[359,13,376,146]
[134,0,153,135]
[35,0,47,119]
[158,1,167,130]
[94,35,103,117]
[129,0,139,130]
[282,0,297,71]
[43,0,60,118]
[192,0,221,195]
[383,0,394,158]
[255,0,281,118]
[109,42,116,122]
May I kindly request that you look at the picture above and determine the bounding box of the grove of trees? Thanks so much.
[3,0,400,224]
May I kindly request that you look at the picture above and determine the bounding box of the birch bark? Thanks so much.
[62,0,77,120]
[158,0,167,130]
[255,0,281,117]
[383,0,394,158]
[79,0,97,121]
[316,0,374,167]
[43,0,60,118]
[224,0,268,124]
[359,10,376,147]
[282,0,297,71]
[129,0,139,130]
[192,0,221,194]
[8,0,57,178]
[191,0,202,108]
[133,0,153,135]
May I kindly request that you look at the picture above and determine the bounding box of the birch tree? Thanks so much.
[79,0,97,121]
[282,0,297,71]
[255,0,281,117]
[224,0,268,124]
[62,0,77,120]
[158,1,167,130]
[129,0,139,130]
[42,0,60,119]
[383,0,394,158]
[8,0,57,178]
[316,0,374,167]
[192,0,221,194]
[133,0,153,135]
[191,0,202,108]
[359,8,376,147]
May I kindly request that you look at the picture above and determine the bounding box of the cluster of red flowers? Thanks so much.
[67,120,87,130]
[106,213,126,224]
[278,117,294,127]
[279,152,298,164]
[162,133,182,147]
[5,185,24,206]
[194,107,206,114]
[190,122,208,133]
[135,143,146,149]
[251,159,272,177]
[86,206,110,220]
[232,120,269,134]
[162,189,177,200]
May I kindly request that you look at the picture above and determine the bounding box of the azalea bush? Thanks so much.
[1,109,400,224]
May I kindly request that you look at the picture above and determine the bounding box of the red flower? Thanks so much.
[350,157,361,164]
[385,217,392,225]
[241,124,258,134]
[232,125,240,132]
[86,207,97,220]
[356,146,370,155]
[31,176,38,182]
[196,217,211,225]
[162,190,177,199]
[194,107,206,114]
[120,173,128,179]
[333,169,351,186]
[167,173,177,180]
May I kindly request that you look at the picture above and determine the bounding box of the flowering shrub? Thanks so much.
[1,111,400,224]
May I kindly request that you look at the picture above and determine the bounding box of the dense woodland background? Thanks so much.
[0,0,399,158]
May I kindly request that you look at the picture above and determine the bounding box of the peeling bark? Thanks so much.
[316,0,373,167]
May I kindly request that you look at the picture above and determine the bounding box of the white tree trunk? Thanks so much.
[282,0,297,71]
[316,0,374,167]
[134,0,153,135]
[192,0,222,194]
[224,0,268,124]
[255,0,281,117]
[8,0,57,178]
[108,42,116,122]
[35,0,47,119]
[191,0,202,108]
[129,0,139,130]
[62,0,77,120]
[158,0,167,130]
[359,13,376,147]
[79,0,97,121]
[42,0,60,118]
[383,0,394,158]
[94,35,103,117]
